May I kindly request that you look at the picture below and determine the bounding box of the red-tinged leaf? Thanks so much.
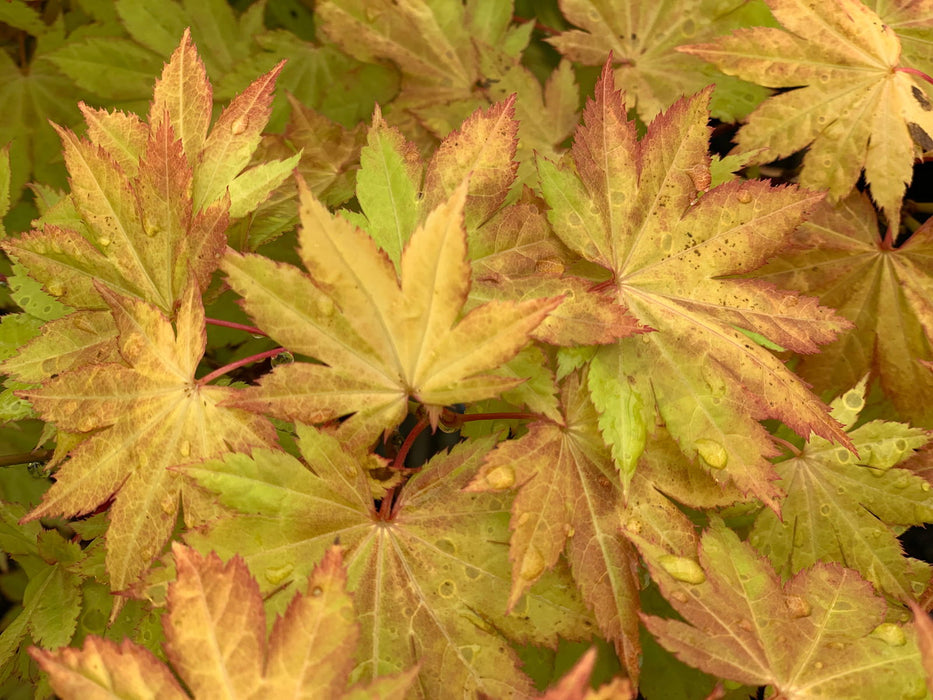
[79,103,147,178]
[467,372,642,680]
[423,95,519,230]
[19,282,276,590]
[181,426,594,699]
[538,61,851,507]
[536,647,634,700]
[638,520,929,698]
[754,191,933,427]
[193,60,285,212]
[31,637,188,700]
[33,544,416,700]
[165,545,265,698]
[149,28,212,164]
[223,179,559,448]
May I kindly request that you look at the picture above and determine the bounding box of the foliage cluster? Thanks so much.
[4,0,933,697]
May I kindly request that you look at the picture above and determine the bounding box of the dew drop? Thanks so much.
[842,389,864,411]
[264,563,294,585]
[660,232,673,253]
[271,351,294,368]
[77,414,97,432]
[737,618,754,632]
[520,545,547,582]
[484,465,515,490]
[159,493,176,515]
[785,595,811,618]
[563,523,575,538]
[834,447,852,464]
[311,586,323,596]
[671,590,688,603]
[464,566,481,580]
[47,280,65,297]
[814,661,824,670]
[681,18,696,36]
[922,482,931,492]
[230,115,249,136]
[819,503,831,517]
[659,554,706,584]
[438,579,457,598]
[143,218,161,238]
[179,440,191,457]
[98,236,111,247]
[870,622,906,647]
[434,537,456,554]
[736,190,752,204]
[517,512,531,527]
[695,438,728,469]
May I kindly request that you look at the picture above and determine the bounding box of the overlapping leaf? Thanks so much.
[751,378,933,602]
[547,0,771,121]
[223,178,559,449]
[467,372,641,680]
[682,0,933,221]
[537,61,851,504]
[32,543,418,699]
[18,283,276,590]
[753,191,933,427]
[638,520,929,699]
[180,424,594,698]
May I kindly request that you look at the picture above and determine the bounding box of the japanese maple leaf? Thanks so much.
[18,282,276,591]
[347,97,640,346]
[751,378,933,602]
[222,179,559,449]
[682,0,933,221]
[31,544,418,699]
[466,371,642,681]
[537,61,851,506]
[316,0,579,157]
[638,520,929,699]
[753,191,933,427]
[547,0,771,122]
[180,424,595,698]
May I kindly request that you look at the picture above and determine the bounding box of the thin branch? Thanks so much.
[198,348,285,385]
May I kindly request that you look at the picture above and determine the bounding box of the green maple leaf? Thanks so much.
[31,543,418,699]
[639,520,929,699]
[18,282,276,591]
[751,378,933,602]
[753,191,933,427]
[180,425,594,698]
[467,371,642,681]
[682,0,933,222]
[547,0,771,122]
[537,62,851,504]
[222,178,559,449]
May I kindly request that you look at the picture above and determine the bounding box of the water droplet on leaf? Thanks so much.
[520,545,547,581]
[785,595,811,618]
[47,280,65,297]
[484,465,515,490]
[178,440,191,457]
[438,579,457,598]
[311,586,323,596]
[271,351,294,368]
[517,512,531,526]
[98,236,111,247]
[736,190,752,204]
[871,622,906,647]
[230,115,249,135]
[819,503,831,516]
[659,554,706,584]
[695,438,728,469]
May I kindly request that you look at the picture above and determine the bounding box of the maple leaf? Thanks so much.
[681,0,933,221]
[3,29,296,315]
[180,424,595,698]
[466,371,642,681]
[537,61,851,504]
[753,191,933,427]
[547,0,771,122]
[31,543,419,699]
[750,378,933,602]
[222,178,559,449]
[637,520,929,699]
[17,282,276,591]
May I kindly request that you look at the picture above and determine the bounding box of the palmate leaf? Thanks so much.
[3,28,296,314]
[638,520,929,700]
[17,282,276,591]
[537,61,851,504]
[466,371,641,681]
[753,191,933,427]
[682,0,933,221]
[751,378,933,602]
[547,0,771,122]
[180,425,594,699]
[32,544,418,699]
[222,178,559,450]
